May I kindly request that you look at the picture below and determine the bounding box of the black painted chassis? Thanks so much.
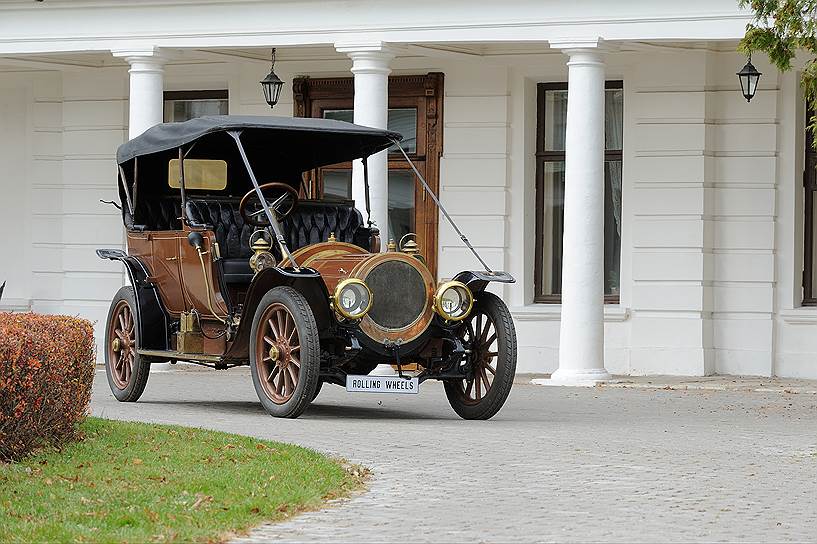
[97,248,513,388]
[317,319,471,388]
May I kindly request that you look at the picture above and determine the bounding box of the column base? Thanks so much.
[531,367,613,387]
[370,364,399,376]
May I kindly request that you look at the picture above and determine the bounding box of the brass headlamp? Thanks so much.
[434,281,474,322]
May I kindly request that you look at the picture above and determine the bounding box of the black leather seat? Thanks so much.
[283,201,372,250]
[124,198,182,231]
[184,198,373,284]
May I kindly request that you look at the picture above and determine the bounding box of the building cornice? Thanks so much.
[0,3,753,56]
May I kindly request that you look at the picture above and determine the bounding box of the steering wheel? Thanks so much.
[239,182,299,227]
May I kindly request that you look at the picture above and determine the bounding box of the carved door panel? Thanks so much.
[148,232,187,316]
[177,229,229,318]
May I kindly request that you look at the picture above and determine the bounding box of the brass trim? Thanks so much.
[354,252,436,343]
[333,278,373,320]
[111,337,121,352]
[433,280,474,322]
[279,240,367,268]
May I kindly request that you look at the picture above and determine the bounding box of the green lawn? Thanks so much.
[0,417,365,543]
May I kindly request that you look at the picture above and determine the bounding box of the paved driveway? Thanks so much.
[91,369,817,543]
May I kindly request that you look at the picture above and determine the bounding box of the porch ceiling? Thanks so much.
[0,39,743,73]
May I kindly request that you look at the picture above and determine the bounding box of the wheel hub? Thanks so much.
[268,344,280,362]
[112,337,121,352]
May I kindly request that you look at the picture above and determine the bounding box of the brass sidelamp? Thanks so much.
[249,231,276,273]
[399,233,424,263]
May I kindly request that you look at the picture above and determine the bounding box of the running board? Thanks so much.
[137,349,223,363]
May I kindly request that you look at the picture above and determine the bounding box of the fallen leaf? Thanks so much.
[132,458,143,466]
[190,494,213,510]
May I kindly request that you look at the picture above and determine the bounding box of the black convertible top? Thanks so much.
[116,116,401,198]
[117,115,401,165]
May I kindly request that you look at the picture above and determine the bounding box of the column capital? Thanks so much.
[111,47,169,69]
[335,42,395,75]
[335,41,396,55]
[548,37,607,54]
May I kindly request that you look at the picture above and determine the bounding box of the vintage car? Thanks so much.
[97,115,517,419]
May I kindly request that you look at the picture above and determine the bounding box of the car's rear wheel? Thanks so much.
[444,291,517,420]
[104,286,152,402]
[250,287,320,418]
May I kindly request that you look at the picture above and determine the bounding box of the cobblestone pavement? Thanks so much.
[91,369,817,543]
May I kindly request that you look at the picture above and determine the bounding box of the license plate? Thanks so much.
[346,375,419,394]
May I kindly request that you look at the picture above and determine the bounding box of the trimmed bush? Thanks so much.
[0,312,95,461]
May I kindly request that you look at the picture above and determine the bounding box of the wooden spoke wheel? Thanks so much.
[104,286,151,402]
[109,299,136,389]
[457,311,499,405]
[256,303,302,404]
[250,287,320,418]
[444,292,517,420]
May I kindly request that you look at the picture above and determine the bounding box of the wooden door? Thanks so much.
[293,73,444,277]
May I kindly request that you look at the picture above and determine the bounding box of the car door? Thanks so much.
[177,227,229,319]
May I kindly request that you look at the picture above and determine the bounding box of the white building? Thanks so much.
[1,0,815,380]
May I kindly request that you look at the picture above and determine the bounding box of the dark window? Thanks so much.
[163,90,228,122]
[804,106,817,304]
[534,81,623,304]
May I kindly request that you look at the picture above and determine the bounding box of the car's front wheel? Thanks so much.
[444,291,517,420]
[249,286,320,418]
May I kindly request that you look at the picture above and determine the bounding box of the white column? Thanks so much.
[112,48,172,374]
[336,43,394,245]
[113,48,167,139]
[538,41,611,386]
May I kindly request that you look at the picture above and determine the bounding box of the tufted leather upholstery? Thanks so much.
[184,198,372,269]
[282,201,370,251]
[185,199,253,260]
[125,198,182,231]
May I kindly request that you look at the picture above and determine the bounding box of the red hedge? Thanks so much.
[0,312,95,461]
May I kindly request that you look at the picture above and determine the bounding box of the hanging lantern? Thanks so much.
[260,48,284,109]
[737,55,762,103]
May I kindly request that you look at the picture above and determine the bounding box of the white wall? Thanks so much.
[774,68,817,379]
[0,76,32,311]
[504,46,788,378]
[6,44,817,379]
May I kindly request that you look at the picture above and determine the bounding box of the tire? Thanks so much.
[444,291,517,420]
[104,286,152,402]
[249,286,320,418]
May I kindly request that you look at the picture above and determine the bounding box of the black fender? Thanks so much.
[223,266,333,361]
[453,270,515,293]
[96,248,169,350]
